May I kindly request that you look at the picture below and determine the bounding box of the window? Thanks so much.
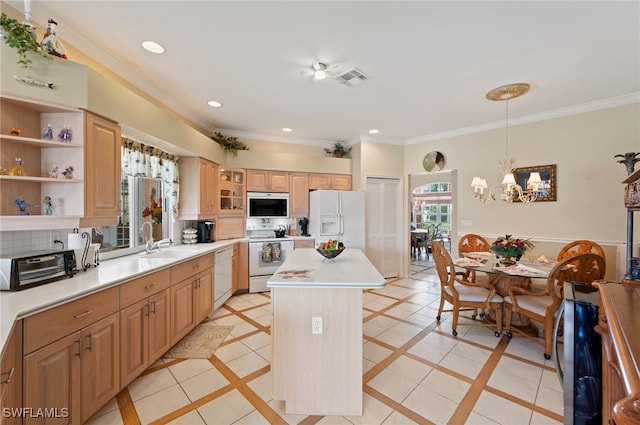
[412,182,451,236]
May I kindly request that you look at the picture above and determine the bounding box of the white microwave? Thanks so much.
[247,192,289,218]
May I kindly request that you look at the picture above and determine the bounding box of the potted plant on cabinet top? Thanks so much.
[211,132,249,157]
[0,13,50,68]
[324,142,351,158]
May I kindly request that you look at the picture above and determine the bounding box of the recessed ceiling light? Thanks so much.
[282,128,292,132]
[207,100,222,108]
[369,129,379,134]
[141,40,165,54]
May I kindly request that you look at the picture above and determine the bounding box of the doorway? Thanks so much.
[365,176,402,278]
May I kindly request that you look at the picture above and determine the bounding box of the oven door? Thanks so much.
[248,240,293,276]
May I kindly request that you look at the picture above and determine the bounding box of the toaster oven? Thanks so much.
[0,250,77,291]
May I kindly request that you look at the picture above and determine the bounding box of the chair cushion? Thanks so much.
[446,284,503,303]
[504,295,552,316]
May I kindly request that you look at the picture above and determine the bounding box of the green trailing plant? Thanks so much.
[211,132,249,156]
[324,142,351,158]
[0,13,50,68]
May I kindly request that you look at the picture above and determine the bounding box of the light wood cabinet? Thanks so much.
[169,255,214,344]
[218,168,245,215]
[233,242,249,293]
[81,112,121,227]
[216,216,245,240]
[289,172,309,217]
[178,157,218,220]
[246,169,290,192]
[308,173,352,191]
[1,321,22,425]
[119,269,171,387]
[23,312,119,424]
[0,95,84,230]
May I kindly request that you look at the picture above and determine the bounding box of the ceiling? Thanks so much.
[4,1,640,146]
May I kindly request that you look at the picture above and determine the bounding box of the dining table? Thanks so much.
[453,252,557,336]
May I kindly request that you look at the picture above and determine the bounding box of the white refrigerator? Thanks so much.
[309,190,365,251]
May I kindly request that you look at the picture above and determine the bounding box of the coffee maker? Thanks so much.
[196,220,215,243]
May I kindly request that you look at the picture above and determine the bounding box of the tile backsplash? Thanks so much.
[0,229,64,256]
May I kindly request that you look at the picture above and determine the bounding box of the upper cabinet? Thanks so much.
[308,173,352,191]
[0,95,85,230]
[246,169,290,192]
[289,172,309,217]
[178,157,218,220]
[81,112,121,227]
[219,168,245,215]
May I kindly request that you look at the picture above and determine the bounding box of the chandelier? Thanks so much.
[471,83,543,204]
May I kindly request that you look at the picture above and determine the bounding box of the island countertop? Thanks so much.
[267,248,385,289]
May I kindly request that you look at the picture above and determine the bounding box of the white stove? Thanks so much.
[247,235,294,293]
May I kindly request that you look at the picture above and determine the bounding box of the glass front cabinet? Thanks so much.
[219,169,245,215]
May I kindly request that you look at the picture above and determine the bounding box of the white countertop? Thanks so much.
[267,248,385,289]
[0,240,240,356]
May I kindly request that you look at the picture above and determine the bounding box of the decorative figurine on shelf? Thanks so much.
[15,195,33,215]
[40,18,68,59]
[49,165,59,178]
[43,196,53,215]
[57,127,72,142]
[62,166,74,179]
[10,127,22,136]
[9,157,27,176]
[42,123,53,140]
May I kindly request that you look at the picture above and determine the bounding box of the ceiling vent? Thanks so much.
[336,67,369,87]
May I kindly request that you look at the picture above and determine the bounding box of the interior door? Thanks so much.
[365,177,401,278]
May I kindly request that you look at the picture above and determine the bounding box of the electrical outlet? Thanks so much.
[311,317,322,335]
[49,231,61,247]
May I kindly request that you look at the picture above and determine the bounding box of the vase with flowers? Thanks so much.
[491,235,533,265]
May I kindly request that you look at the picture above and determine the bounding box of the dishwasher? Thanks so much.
[214,247,233,311]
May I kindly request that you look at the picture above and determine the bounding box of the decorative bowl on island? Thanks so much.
[316,247,345,259]
[316,239,345,260]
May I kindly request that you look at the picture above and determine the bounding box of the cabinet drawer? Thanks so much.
[120,269,170,308]
[24,286,119,354]
[171,254,214,284]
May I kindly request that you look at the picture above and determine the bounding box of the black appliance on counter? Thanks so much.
[197,220,215,243]
[0,249,77,291]
[554,281,602,425]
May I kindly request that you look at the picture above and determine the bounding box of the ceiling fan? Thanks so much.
[302,61,340,81]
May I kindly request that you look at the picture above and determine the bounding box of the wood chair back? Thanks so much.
[458,233,491,254]
[557,240,605,262]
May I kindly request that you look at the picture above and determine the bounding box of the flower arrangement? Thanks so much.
[142,187,162,224]
[491,235,533,260]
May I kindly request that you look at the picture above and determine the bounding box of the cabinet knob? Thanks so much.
[0,367,15,384]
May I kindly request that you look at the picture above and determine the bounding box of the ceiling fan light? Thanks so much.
[314,69,327,80]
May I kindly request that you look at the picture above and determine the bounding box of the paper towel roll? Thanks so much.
[68,233,83,250]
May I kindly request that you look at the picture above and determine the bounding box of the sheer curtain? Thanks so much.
[121,138,180,219]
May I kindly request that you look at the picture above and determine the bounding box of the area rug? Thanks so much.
[163,323,233,359]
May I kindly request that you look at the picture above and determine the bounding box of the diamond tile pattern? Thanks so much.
[85,257,563,425]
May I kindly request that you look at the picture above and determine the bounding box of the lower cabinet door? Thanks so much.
[120,300,148,388]
[195,270,213,322]
[171,279,196,345]
[23,332,82,425]
[148,289,171,363]
[80,314,120,423]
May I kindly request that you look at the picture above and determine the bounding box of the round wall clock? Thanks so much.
[423,151,445,172]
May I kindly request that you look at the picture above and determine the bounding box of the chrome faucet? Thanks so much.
[150,238,174,251]
[140,222,154,252]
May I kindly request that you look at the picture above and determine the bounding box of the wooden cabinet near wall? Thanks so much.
[81,112,121,227]
[289,172,309,217]
[170,254,214,344]
[119,269,171,388]
[23,287,120,424]
[1,321,22,425]
[308,173,352,191]
[216,216,245,240]
[179,157,218,220]
[246,169,290,192]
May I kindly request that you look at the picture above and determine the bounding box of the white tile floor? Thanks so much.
[86,256,563,425]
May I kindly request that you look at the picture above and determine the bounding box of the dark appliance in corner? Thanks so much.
[197,220,215,243]
[554,281,602,425]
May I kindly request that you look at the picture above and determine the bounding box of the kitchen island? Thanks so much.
[268,248,385,416]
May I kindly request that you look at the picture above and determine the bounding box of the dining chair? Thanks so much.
[432,241,503,337]
[557,239,605,261]
[504,252,606,360]
[457,233,491,282]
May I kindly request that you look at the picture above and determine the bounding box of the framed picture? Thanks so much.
[513,164,557,202]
